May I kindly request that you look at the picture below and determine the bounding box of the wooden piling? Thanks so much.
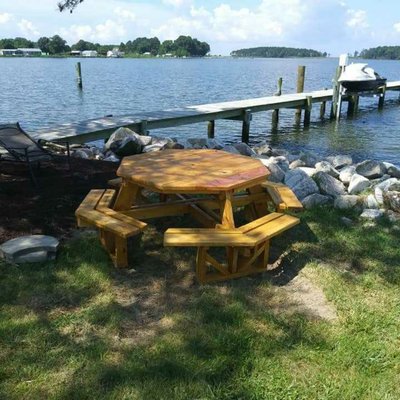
[76,62,82,89]
[304,96,312,126]
[295,66,306,124]
[207,120,215,138]
[330,66,341,119]
[347,95,358,116]
[378,85,386,109]
[272,77,283,129]
[140,119,148,135]
[241,109,252,143]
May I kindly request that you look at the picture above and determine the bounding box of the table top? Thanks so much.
[117,149,269,193]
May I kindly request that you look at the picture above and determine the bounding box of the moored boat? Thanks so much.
[338,63,386,92]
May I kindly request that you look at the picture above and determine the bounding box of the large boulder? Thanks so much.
[383,162,400,178]
[364,194,379,209]
[284,169,319,200]
[334,195,360,210]
[374,178,400,204]
[299,151,319,167]
[302,193,332,209]
[257,158,285,183]
[297,167,316,177]
[348,173,370,195]
[289,159,306,169]
[356,160,386,179]
[233,142,256,157]
[253,142,273,156]
[383,190,400,212]
[360,209,384,220]
[221,145,241,155]
[339,165,356,184]
[315,161,340,178]
[104,127,143,156]
[313,171,346,197]
[327,154,353,169]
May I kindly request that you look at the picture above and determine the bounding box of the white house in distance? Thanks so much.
[107,48,124,58]
[81,50,98,57]
[0,48,42,56]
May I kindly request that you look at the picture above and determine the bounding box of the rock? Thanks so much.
[284,169,319,200]
[301,193,332,209]
[169,142,185,149]
[340,217,354,227]
[315,161,340,178]
[271,156,289,172]
[253,142,273,156]
[104,127,141,152]
[0,235,59,264]
[334,195,360,210]
[289,159,306,169]
[221,145,241,155]
[186,138,222,149]
[142,140,169,153]
[298,167,316,177]
[364,194,379,209]
[271,148,290,158]
[113,136,142,157]
[103,154,120,162]
[383,162,400,178]
[327,154,353,169]
[383,190,400,212]
[386,210,400,223]
[233,142,256,157]
[356,160,386,179]
[137,135,152,147]
[205,139,224,149]
[299,151,319,167]
[313,171,346,197]
[257,158,285,183]
[374,178,400,204]
[348,173,371,195]
[360,209,384,220]
[73,149,91,159]
[339,166,356,184]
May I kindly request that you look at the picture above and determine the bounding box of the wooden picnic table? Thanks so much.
[76,149,302,283]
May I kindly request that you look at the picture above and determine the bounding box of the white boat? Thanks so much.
[338,63,386,92]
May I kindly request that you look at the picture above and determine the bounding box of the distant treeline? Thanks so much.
[0,35,210,57]
[358,46,400,60]
[231,46,327,58]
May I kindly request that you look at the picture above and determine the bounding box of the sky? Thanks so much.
[0,0,400,55]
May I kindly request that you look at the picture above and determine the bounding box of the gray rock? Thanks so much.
[339,166,356,184]
[284,169,319,200]
[315,161,340,178]
[374,178,400,204]
[142,139,170,153]
[299,151,319,167]
[104,127,142,153]
[334,195,360,210]
[298,167,316,177]
[340,217,354,227]
[103,154,120,162]
[327,154,353,169]
[253,142,273,156]
[364,194,379,209]
[356,160,386,179]
[383,162,400,178]
[221,145,241,155]
[314,171,346,197]
[386,210,400,223]
[73,149,91,159]
[271,148,290,158]
[272,156,290,172]
[137,135,152,147]
[301,193,332,209]
[360,209,384,220]
[383,191,400,212]
[233,142,256,157]
[348,173,371,195]
[0,235,59,263]
[112,136,142,157]
[257,158,285,182]
[289,159,306,169]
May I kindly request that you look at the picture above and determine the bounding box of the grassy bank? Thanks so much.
[0,208,399,399]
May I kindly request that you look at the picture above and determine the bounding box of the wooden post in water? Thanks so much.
[76,62,83,89]
[295,66,306,125]
[330,66,341,119]
[319,88,327,119]
[207,121,215,138]
[347,95,358,116]
[139,119,148,135]
[241,109,252,143]
[378,84,386,109]
[272,77,283,129]
[304,96,312,127]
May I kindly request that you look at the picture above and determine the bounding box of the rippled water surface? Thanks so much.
[0,57,399,163]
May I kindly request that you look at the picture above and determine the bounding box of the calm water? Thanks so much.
[0,57,399,163]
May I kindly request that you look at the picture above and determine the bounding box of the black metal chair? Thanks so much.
[0,123,70,186]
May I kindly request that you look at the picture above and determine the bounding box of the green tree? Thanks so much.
[0,38,16,49]
[58,0,83,12]
[13,37,34,48]
[37,37,51,53]
[48,35,68,54]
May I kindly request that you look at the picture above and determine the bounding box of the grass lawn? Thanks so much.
[0,208,399,399]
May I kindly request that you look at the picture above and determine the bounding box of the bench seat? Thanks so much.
[261,181,303,212]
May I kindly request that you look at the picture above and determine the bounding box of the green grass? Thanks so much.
[1,208,400,399]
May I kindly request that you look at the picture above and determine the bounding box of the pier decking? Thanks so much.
[31,81,400,145]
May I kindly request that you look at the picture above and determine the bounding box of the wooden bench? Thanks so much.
[261,181,303,212]
[164,212,300,283]
[75,189,146,268]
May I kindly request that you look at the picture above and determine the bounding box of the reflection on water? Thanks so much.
[0,57,399,163]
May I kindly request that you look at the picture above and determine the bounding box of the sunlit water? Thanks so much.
[0,57,399,163]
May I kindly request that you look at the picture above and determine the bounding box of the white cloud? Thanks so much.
[162,0,191,8]
[394,22,400,32]
[114,7,136,21]
[0,12,12,24]
[18,19,40,37]
[94,19,126,41]
[347,9,369,29]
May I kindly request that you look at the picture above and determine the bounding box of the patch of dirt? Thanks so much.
[0,158,118,242]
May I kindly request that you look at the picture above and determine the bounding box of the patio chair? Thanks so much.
[0,123,70,186]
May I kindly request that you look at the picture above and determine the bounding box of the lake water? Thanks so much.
[0,57,399,163]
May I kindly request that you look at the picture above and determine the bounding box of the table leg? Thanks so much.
[219,190,235,228]
[113,181,141,211]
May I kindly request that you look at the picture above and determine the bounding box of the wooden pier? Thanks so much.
[31,80,400,145]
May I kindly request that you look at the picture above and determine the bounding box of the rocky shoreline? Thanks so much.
[67,127,400,221]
